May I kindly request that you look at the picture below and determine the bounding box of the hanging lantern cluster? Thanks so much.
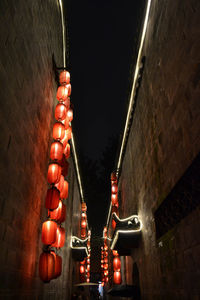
[39,70,73,283]
[111,172,119,230]
[113,250,122,285]
[101,227,109,285]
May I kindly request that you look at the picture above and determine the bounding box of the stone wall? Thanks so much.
[0,1,81,299]
[117,0,200,299]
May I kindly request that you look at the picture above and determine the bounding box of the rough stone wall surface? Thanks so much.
[118,0,200,299]
[0,1,81,299]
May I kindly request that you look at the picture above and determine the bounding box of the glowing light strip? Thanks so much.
[106,0,152,227]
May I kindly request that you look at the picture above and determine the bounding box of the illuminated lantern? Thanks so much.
[66,83,71,96]
[55,103,67,121]
[59,70,70,85]
[111,183,118,194]
[53,122,65,140]
[86,278,90,283]
[80,260,85,265]
[81,219,87,229]
[62,117,70,129]
[104,251,108,257]
[49,200,62,220]
[66,126,72,140]
[86,264,90,271]
[87,240,91,248]
[56,85,69,101]
[60,180,68,199]
[47,163,61,184]
[60,156,69,177]
[112,205,118,214]
[104,263,108,270]
[113,257,121,271]
[45,187,60,210]
[111,172,117,182]
[67,108,73,122]
[111,194,118,205]
[54,254,62,278]
[39,252,55,282]
[104,245,108,251]
[80,265,85,274]
[64,143,70,159]
[112,250,119,256]
[112,219,116,230]
[57,202,66,223]
[104,258,108,263]
[50,141,63,161]
[105,276,109,283]
[87,258,90,264]
[81,212,87,219]
[82,203,87,212]
[81,228,86,238]
[113,271,121,285]
[41,220,57,245]
[55,174,64,192]
[52,227,65,248]
[61,130,68,148]
[63,97,70,109]
[104,270,108,276]
[86,271,90,278]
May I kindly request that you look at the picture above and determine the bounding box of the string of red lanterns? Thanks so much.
[39,70,73,282]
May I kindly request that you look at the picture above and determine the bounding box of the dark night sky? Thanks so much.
[66,0,146,235]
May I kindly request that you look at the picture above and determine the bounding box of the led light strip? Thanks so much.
[58,0,84,203]
[106,0,152,227]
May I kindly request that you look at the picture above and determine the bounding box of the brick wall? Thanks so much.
[118,0,200,299]
[0,1,81,299]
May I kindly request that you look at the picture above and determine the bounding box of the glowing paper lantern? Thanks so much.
[62,117,70,129]
[113,271,121,285]
[45,187,60,210]
[81,212,87,219]
[64,143,70,159]
[51,227,65,248]
[81,219,87,229]
[57,202,66,223]
[54,254,62,278]
[59,70,70,85]
[111,194,118,205]
[111,172,117,181]
[55,103,67,121]
[49,200,62,220]
[80,265,85,274]
[55,174,64,192]
[112,219,116,230]
[81,228,86,238]
[111,183,118,194]
[67,108,73,122]
[53,122,65,140]
[104,263,108,270]
[66,126,72,140]
[63,97,70,109]
[112,250,119,256]
[50,141,63,161]
[104,270,108,276]
[80,260,85,265]
[47,163,61,185]
[39,252,55,282]
[41,220,57,245]
[61,130,68,149]
[82,203,87,212]
[60,156,69,177]
[66,83,71,96]
[113,257,121,271]
[60,180,68,199]
[56,86,69,101]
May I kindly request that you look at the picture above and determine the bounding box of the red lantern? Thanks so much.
[55,174,64,192]
[66,126,72,140]
[87,258,90,264]
[51,227,65,248]
[54,254,62,278]
[45,187,60,210]
[55,103,67,121]
[81,219,87,229]
[104,258,108,263]
[47,163,61,185]
[112,219,116,230]
[41,220,57,245]
[81,228,86,238]
[104,263,108,270]
[39,252,55,282]
[86,264,90,271]
[80,260,85,265]
[113,271,121,285]
[104,270,108,276]
[62,116,70,129]
[56,85,69,101]
[86,271,90,278]
[60,180,68,199]
[59,70,70,85]
[86,278,90,283]
[67,108,73,122]
[111,172,117,181]
[111,194,118,205]
[50,141,63,161]
[82,203,87,212]
[64,143,70,159]
[49,200,62,220]
[80,265,85,274]
[113,257,121,271]
[57,202,66,223]
[81,212,87,219]
[111,183,118,194]
[104,244,108,251]
[60,156,69,177]
[105,276,109,283]
[53,122,65,140]
[63,97,70,109]
[104,251,108,257]
[66,83,71,96]
[112,250,119,256]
